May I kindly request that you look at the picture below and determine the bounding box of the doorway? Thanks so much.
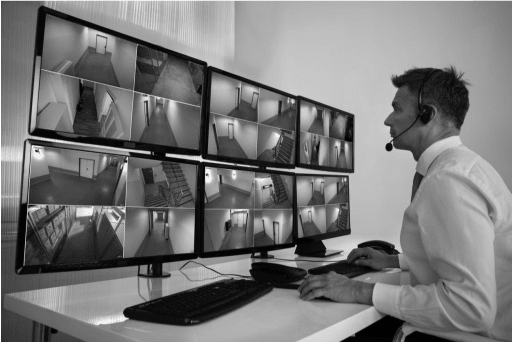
[273,221,279,245]
[79,158,95,179]
[212,123,220,150]
[96,35,107,54]
[320,181,324,195]
[228,123,234,139]
[308,210,312,222]
[236,87,241,109]
[251,92,259,109]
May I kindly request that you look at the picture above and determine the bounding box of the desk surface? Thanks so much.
[4,254,408,342]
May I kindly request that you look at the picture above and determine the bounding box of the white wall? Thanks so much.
[233,119,258,158]
[167,209,195,254]
[257,124,280,155]
[164,100,201,149]
[42,14,89,71]
[218,168,254,194]
[124,207,150,258]
[204,167,220,199]
[236,2,512,247]
[258,88,290,123]
[210,72,240,115]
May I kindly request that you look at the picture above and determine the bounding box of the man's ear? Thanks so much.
[419,104,437,124]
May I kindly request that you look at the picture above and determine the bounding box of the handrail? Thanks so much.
[159,185,175,206]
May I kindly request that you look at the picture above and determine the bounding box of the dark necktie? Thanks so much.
[411,172,424,202]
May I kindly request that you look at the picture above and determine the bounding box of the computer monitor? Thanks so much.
[204,67,297,168]
[29,6,206,156]
[295,173,351,257]
[200,163,296,259]
[296,96,354,173]
[16,140,199,276]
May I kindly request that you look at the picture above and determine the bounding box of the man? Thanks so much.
[298,67,512,342]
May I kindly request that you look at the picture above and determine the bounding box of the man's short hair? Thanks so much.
[391,67,470,130]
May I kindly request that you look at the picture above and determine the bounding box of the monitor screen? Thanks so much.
[200,163,296,258]
[204,67,297,168]
[29,7,206,156]
[16,140,199,274]
[295,173,350,257]
[297,96,354,173]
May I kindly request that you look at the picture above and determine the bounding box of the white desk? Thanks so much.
[4,255,409,342]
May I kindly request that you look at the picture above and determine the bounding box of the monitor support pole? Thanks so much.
[138,263,171,278]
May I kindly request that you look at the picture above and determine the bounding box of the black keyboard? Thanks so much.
[123,279,273,325]
[308,259,373,278]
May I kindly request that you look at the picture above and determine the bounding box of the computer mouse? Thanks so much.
[250,262,307,284]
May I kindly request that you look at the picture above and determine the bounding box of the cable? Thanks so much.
[179,260,252,280]
[270,257,341,263]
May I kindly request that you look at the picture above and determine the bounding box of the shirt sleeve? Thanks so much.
[378,170,497,332]
[398,253,409,271]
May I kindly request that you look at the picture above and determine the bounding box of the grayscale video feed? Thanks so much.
[134,45,204,107]
[124,207,195,257]
[254,172,293,209]
[28,145,127,206]
[299,99,354,171]
[23,205,125,266]
[126,158,197,208]
[131,93,201,149]
[204,167,255,209]
[254,209,293,247]
[203,209,255,252]
[41,15,137,90]
[36,71,134,139]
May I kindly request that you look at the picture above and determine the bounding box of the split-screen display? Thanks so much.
[296,175,350,240]
[32,14,205,153]
[23,143,197,268]
[203,165,295,254]
[205,69,297,168]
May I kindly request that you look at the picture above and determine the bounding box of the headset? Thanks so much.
[386,69,441,151]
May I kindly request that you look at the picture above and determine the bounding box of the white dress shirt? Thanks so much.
[372,136,512,341]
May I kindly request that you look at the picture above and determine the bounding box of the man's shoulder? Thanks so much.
[432,145,481,174]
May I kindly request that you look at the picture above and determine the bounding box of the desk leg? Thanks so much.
[32,322,51,342]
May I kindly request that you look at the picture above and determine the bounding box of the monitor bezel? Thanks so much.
[295,172,351,245]
[16,139,200,274]
[296,96,355,173]
[199,162,297,258]
[29,6,208,157]
[203,66,298,169]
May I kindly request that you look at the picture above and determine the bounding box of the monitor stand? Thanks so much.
[251,251,274,259]
[138,263,171,278]
[295,241,342,258]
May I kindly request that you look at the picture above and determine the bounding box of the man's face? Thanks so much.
[384,86,419,151]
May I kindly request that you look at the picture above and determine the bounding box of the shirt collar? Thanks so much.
[416,136,462,176]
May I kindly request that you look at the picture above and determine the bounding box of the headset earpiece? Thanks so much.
[419,105,434,124]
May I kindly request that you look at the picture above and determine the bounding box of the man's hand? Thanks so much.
[347,247,399,270]
[298,272,375,304]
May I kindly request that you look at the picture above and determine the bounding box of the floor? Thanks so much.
[261,108,296,131]
[335,153,348,169]
[205,183,254,209]
[136,54,201,106]
[301,221,322,237]
[254,230,274,246]
[327,221,341,233]
[216,137,248,159]
[329,116,346,140]
[73,86,100,137]
[219,226,248,250]
[227,100,258,122]
[307,118,324,135]
[139,103,178,147]
[257,149,275,163]
[55,215,96,264]
[135,220,175,257]
[327,186,349,204]
[29,165,119,206]
[75,49,119,87]
[308,191,325,206]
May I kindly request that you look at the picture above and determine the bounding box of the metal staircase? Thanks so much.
[162,162,194,207]
[273,130,295,164]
